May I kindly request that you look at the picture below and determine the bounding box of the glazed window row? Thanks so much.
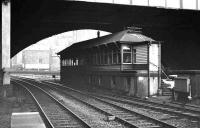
[61,44,148,66]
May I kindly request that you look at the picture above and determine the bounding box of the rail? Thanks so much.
[12,78,91,128]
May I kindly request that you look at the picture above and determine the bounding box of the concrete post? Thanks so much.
[1,1,12,97]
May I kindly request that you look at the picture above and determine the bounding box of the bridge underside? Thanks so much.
[12,0,200,70]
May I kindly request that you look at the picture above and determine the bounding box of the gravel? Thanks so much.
[52,90,163,128]
[96,96,199,128]
[54,89,199,128]
[49,90,127,128]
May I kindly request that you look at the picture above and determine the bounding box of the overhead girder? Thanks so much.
[11,0,200,70]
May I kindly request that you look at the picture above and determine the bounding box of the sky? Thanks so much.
[24,30,110,52]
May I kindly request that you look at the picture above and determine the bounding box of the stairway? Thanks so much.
[161,82,172,96]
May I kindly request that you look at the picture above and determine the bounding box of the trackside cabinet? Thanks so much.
[173,77,191,101]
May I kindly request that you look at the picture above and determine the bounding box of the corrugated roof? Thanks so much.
[58,29,155,55]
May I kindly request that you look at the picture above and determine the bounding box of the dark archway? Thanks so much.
[12,0,200,70]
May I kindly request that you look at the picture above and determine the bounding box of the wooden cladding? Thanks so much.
[122,64,148,70]
[135,45,147,64]
[64,64,148,72]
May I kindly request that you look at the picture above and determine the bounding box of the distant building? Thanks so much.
[11,30,110,71]
[22,50,50,71]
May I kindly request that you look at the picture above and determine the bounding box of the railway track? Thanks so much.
[13,77,200,127]
[12,78,133,128]
[13,77,192,128]
[92,90,200,114]
[43,80,200,117]
[88,92,200,119]
[41,80,200,128]
[13,80,91,128]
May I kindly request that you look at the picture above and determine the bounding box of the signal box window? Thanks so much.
[113,51,117,64]
[62,60,65,66]
[113,49,120,64]
[100,52,104,65]
[108,52,112,64]
[132,49,136,63]
[104,51,108,64]
[117,52,121,64]
[122,45,132,64]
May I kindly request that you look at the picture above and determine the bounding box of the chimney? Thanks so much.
[97,31,100,38]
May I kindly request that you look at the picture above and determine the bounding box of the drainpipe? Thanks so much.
[147,42,150,97]
[158,42,161,89]
[120,44,123,71]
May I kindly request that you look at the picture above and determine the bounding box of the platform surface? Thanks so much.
[11,112,46,128]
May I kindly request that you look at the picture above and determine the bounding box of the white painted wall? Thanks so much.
[149,44,159,71]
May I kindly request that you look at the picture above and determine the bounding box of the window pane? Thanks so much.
[114,0,131,4]
[198,0,200,10]
[96,53,99,65]
[149,0,165,7]
[113,52,117,64]
[117,52,121,64]
[95,0,113,3]
[104,52,107,64]
[75,58,78,66]
[132,49,136,63]
[183,0,196,9]
[101,53,104,64]
[122,45,131,52]
[166,0,180,8]
[108,52,112,64]
[62,60,64,66]
[132,0,148,6]
[92,55,96,65]
[98,53,101,65]
[123,53,131,63]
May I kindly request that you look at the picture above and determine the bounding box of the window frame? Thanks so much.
[122,44,132,64]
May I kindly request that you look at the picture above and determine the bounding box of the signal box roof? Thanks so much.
[58,29,155,55]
